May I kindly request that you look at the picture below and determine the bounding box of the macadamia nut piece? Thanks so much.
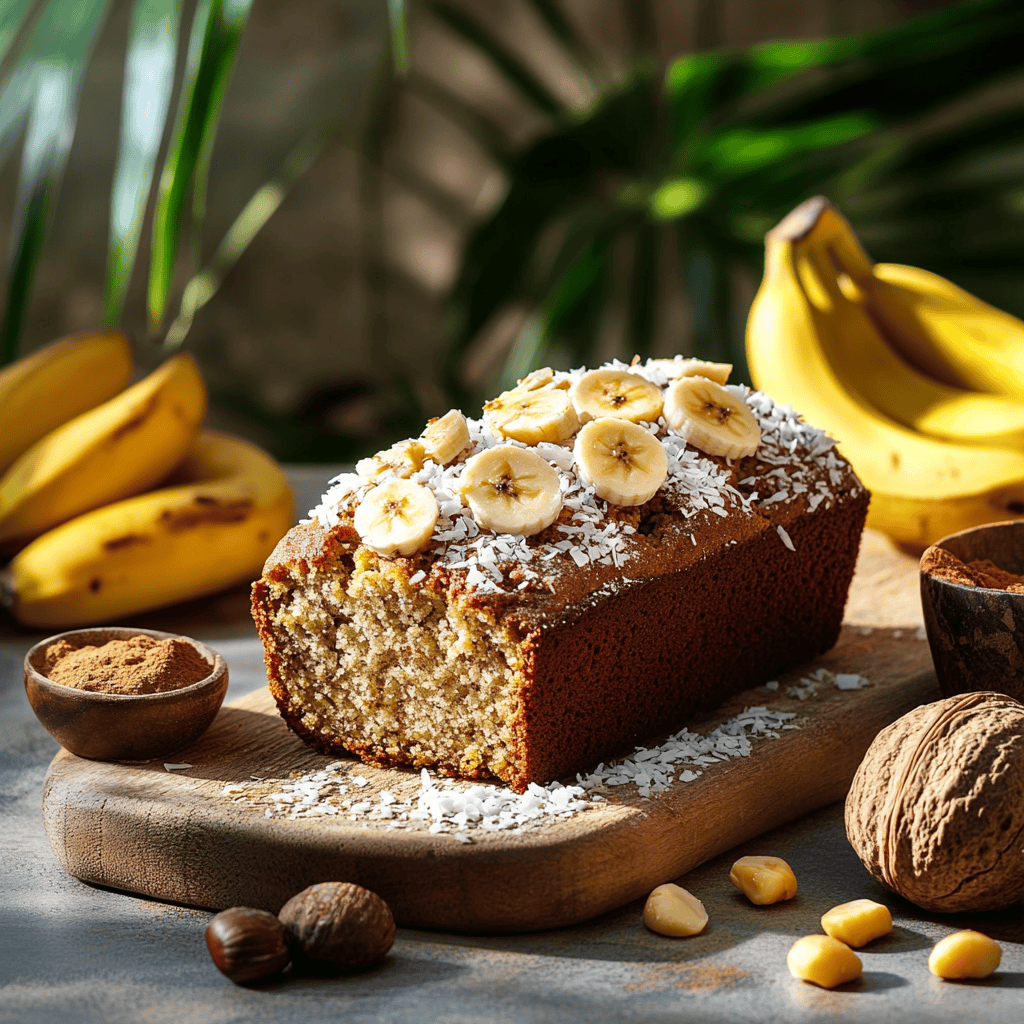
[730,855,798,905]
[787,935,862,988]
[821,899,892,947]
[643,883,708,937]
[928,930,1001,980]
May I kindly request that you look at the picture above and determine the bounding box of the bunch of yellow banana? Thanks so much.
[746,196,1024,551]
[0,333,295,627]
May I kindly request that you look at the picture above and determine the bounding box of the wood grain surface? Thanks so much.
[40,530,940,933]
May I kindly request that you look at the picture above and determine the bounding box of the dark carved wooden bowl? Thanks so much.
[920,521,1024,702]
[24,626,228,761]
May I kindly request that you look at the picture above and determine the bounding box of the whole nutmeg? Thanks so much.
[278,882,395,969]
[205,906,290,984]
[845,691,1024,913]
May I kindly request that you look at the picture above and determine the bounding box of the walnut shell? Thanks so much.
[278,882,395,969]
[845,691,1024,913]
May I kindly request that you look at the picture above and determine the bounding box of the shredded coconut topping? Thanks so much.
[304,360,860,593]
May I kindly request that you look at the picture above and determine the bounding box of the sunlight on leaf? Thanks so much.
[148,0,252,335]
[650,178,707,220]
[1,0,110,365]
[699,113,879,175]
[0,0,34,70]
[0,62,33,170]
[499,314,543,391]
[386,0,408,76]
[163,125,326,350]
[104,0,180,327]
[745,40,848,91]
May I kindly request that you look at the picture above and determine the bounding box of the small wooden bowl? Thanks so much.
[920,520,1024,703]
[24,626,228,761]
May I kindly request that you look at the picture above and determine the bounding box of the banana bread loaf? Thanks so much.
[252,358,869,791]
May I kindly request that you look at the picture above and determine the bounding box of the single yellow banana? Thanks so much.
[0,429,295,628]
[0,331,133,473]
[776,198,1024,446]
[867,262,1024,398]
[0,352,207,552]
[746,225,1024,551]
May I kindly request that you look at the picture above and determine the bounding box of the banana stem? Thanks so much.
[765,196,874,281]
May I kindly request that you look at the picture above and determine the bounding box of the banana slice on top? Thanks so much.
[571,368,663,423]
[483,386,579,445]
[573,418,668,506]
[354,478,439,556]
[515,366,570,391]
[356,439,426,480]
[420,409,470,466]
[664,377,761,459]
[646,358,733,386]
[459,445,563,535]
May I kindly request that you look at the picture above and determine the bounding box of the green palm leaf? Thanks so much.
[443,0,1024,400]
[0,0,34,71]
[103,0,181,327]
[1,0,110,366]
[147,0,252,335]
[387,0,409,76]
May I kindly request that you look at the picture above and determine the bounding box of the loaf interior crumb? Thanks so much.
[263,556,521,780]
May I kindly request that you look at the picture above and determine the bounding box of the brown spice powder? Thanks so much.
[43,635,212,694]
[922,548,1024,593]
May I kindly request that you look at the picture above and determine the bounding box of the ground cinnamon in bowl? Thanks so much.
[920,522,1024,703]
[41,634,212,694]
[920,547,1024,593]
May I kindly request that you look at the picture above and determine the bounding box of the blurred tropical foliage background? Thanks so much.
[1,0,1023,463]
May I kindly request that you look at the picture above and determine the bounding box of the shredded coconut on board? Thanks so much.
[785,666,871,701]
[222,692,856,834]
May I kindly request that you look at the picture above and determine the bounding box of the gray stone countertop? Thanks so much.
[2,467,1022,1024]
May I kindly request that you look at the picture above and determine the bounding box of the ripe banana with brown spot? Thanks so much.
[0,331,133,473]
[0,430,295,628]
[746,207,1024,551]
[0,353,207,553]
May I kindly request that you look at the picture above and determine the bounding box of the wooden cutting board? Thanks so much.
[41,531,940,933]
